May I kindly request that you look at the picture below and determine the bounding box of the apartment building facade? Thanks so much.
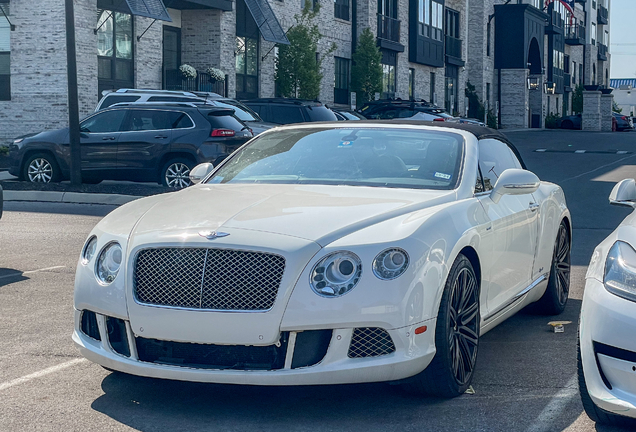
[0,0,611,145]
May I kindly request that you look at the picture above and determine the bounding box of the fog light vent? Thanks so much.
[348,327,395,358]
[80,310,101,341]
[106,317,130,357]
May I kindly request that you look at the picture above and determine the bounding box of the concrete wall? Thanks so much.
[499,69,528,129]
[582,90,601,131]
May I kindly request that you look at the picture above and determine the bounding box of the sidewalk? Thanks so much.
[3,190,142,205]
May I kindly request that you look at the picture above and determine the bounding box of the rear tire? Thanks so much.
[528,220,570,315]
[160,158,194,189]
[23,152,61,183]
[578,332,636,427]
[402,255,480,397]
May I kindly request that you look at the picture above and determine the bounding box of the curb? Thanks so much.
[4,190,142,205]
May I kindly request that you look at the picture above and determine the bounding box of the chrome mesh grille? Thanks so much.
[134,248,285,311]
[347,328,396,358]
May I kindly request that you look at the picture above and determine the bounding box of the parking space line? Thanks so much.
[0,358,86,392]
[0,265,65,280]
[525,375,578,432]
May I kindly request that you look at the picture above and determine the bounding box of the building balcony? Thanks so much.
[164,69,227,96]
[565,23,585,45]
[546,10,564,34]
[598,5,608,25]
[377,14,404,52]
[444,35,464,66]
[598,43,608,61]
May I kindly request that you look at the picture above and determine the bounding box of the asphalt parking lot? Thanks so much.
[1,129,636,431]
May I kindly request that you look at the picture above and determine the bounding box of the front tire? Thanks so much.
[23,153,61,183]
[403,255,480,397]
[161,158,194,189]
[529,220,570,315]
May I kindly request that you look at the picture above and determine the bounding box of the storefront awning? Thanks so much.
[243,0,289,45]
[125,0,172,22]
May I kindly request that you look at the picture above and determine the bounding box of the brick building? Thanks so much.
[0,0,612,146]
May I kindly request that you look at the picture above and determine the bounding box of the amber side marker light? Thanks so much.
[415,326,427,335]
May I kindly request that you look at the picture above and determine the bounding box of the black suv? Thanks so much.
[242,98,338,124]
[358,99,454,121]
[9,103,252,189]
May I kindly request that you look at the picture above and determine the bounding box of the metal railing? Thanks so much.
[164,69,227,96]
[598,5,608,24]
[597,43,608,60]
[565,23,585,42]
[377,14,401,43]
[445,35,462,60]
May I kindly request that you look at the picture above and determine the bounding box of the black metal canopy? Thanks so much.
[124,0,172,21]
[243,0,289,45]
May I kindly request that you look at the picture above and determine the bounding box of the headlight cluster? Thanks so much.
[604,241,636,302]
[373,248,409,280]
[80,236,122,285]
[310,248,410,297]
[310,252,362,297]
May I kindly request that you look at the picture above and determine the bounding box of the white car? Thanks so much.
[73,122,571,397]
[579,178,636,425]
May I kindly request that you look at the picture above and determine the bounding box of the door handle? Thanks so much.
[155,135,168,139]
[529,203,540,212]
[102,136,116,140]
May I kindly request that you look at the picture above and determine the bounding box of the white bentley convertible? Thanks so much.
[73,122,570,397]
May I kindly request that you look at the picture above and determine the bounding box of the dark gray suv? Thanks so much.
[9,104,252,189]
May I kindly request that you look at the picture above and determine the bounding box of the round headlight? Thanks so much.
[82,236,98,265]
[373,248,409,280]
[310,251,362,297]
[96,242,122,285]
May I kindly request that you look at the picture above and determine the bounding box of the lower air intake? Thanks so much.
[348,327,396,358]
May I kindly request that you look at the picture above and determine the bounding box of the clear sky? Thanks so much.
[610,0,636,78]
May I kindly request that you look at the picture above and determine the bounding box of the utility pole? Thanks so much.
[65,0,82,185]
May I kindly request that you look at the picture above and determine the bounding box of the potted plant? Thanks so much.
[179,64,197,80]
[206,67,225,83]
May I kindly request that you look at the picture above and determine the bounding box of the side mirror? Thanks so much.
[189,163,215,185]
[610,179,636,207]
[490,169,540,204]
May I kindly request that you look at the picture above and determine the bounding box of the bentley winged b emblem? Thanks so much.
[198,230,230,240]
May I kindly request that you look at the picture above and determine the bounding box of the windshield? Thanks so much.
[207,127,464,190]
[212,100,261,122]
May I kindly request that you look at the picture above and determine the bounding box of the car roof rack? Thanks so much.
[101,88,201,97]
[243,97,323,106]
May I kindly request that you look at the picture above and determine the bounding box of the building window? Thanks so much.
[334,57,350,104]
[97,9,134,96]
[591,22,596,45]
[236,0,259,99]
[486,22,491,57]
[445,65,458,114]
[418,0,443,41]
[604,30,609,46]
[409,68,415,99]
[334,0,349,20]
[0,1,10,101]
[579,63,584,85]
[486,83,491,106]
[531,0,541,9]
[430,72,436,104]
[381,50,396,99]
[301,0,317,10]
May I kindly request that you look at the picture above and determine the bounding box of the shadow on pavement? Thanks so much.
[90,299,599,432]
[0,268,29,287]
[3,201,118,217]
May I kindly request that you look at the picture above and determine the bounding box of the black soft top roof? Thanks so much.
[284,120,527,169]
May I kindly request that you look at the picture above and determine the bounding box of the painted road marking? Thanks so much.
[575,150,586,154]
[534,149,633,155]
[0,265,65,280]
[0,358,86,392]
[525,375,578,432]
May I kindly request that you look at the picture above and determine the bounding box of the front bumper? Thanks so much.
[580,278,636,419]
[73,308,436,386]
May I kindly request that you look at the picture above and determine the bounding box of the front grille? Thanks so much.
[134,248,286,311]
[348,328,396,358]
[136,334,289,370]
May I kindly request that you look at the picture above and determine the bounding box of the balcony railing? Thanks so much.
[597,43,608,61]
[598,5,608,24]
[564,73,572,89]
[546,10,564,34]
[164,69,227,96]
[445,35,462,60]
[565,23,585,45]
[377,14,401,43]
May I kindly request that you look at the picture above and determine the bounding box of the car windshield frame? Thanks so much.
[205,126,465,191]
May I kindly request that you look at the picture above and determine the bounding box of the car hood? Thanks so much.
[22,128,69,144]
[130,184,456,246]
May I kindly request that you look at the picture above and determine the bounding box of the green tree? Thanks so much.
[351,28,382,106]
[613,100,623,114]
[572,84,584,114]
[275,4,335,100]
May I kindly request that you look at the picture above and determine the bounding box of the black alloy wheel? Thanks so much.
[528,220,571,315]
[403,254,480,397]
